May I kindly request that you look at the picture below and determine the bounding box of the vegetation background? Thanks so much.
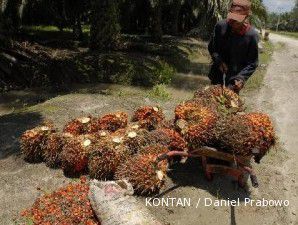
[0,0,271,92]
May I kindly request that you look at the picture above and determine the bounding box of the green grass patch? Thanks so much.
[147,84,171,100]
[244,40,274,91]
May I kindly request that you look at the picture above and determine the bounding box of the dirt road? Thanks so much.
[254,33,298,224]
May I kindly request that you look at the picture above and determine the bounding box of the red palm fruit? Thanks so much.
[185,123,214,148]
[122,129,152,154]
[216,113,276,162]
[63,116,98,135]
[174,101,218,148]
[110,123,152,154]
[88,141,130,180]
[60,135,96,175]
[115,153,168,195]
[42,133,73,168]
[193,85,243,113]
[98,112,128,132]
[139,144,169,155]
[242,113,276,161]
[21,177,99,224]
[153,128,187,151]
[132,106,165,130]
[20,125,56,163]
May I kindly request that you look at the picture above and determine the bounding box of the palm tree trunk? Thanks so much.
[90,0,121,50]
[150,0,162,42]
[170,0,182,35]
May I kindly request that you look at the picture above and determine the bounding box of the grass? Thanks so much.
[271,30,298,39]
[244,40,274,92]
[147,84,171,101]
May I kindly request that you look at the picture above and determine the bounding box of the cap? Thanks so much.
[227,0,251,23]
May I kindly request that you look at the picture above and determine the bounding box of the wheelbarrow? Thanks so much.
[156,146,259,188]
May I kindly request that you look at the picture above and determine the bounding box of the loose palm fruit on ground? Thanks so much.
[21,177,99,225]
[115,153,168,195]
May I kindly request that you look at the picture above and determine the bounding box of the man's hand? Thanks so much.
[234,79,244,90]
[229,79,244,93]
[219,62,228,74]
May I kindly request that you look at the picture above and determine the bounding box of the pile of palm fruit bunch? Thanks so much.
[20,177,100,225]
[173,85,276,163]
[20,107,180,196]
[20,85,276,197]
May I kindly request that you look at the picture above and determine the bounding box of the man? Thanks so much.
[208,0,259,93]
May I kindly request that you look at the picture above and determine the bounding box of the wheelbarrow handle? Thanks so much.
[250,175,259,188]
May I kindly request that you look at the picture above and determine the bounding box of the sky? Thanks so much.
[263,0,296,12]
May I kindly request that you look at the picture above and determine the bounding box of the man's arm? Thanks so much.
[229,33,259,83]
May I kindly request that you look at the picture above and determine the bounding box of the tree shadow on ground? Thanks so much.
[163,158,251,201]
[0,111,43,159]
[126,38,211,75]
[19,28,90,50]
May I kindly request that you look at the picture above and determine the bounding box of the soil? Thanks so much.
[0,34,297,225]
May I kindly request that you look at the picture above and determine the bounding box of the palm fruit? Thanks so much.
[21,177,99,225]
[42,133,73,168]
[132,106,165,130]
[217,113,275,162]
[63,116,99,135]
[88,140,130,180]
[20,124,56,163]
[154,128,187,151]
[139,144,169,155]
[193,85,243,114]
[98,112,128,132]
[110,123,152,154]
[174,101,218,148]
[115,153,168,195]
[122,129,152,154]
[60,134,96,175]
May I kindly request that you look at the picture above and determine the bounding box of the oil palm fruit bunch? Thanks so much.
[88,140,130,180]
[42,133,73,168]
[193,85,243,114]
[60,135,96,175]
[175,101,218,149]
[63,116,99,135]
[216,113,275,163]
[139,144,169,155]
[124,131,152,154]
[115,153,168,195]
[132,106,165,130]
[20,124,56,163]
[153,128,187,151]
[98,112,128,132]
